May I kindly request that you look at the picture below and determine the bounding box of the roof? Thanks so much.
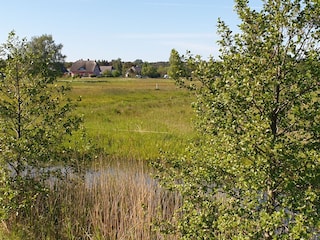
[70,60,100,73]
[127,66,142,74]
[100,66,113,73]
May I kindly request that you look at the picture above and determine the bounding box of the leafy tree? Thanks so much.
[0,58,5,69]
[0,32,83,218]
[157,65,169,78]
[28,34,66,77]
[142,62,160,78]
[112,69,121,77]
[168,49,185,79]
[96,59,110,66]
[154,0,320,238]
[102,69,113,77]
[133,59,144,66]
[111,58,123,76]
[64,61,73,69]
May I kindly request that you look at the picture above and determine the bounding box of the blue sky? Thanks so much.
[1,0,261,62]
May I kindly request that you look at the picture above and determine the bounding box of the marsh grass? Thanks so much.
[4,158,181,239]
[67,78,196,160]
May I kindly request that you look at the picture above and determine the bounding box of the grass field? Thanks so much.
[66,77,196,160]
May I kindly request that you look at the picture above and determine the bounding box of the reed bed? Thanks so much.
[3,158,181,239]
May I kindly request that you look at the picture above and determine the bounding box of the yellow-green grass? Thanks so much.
[2,158,181,239]
[65,78,196,160]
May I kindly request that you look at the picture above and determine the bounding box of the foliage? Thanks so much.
[111,58,123,75]
[157,65,169,78]
[112,69,121,77]
[133,59,144,66]
[0,32,84,219]
[102,69,113,77]
[168,49,185,79]
[28,34,66,77]
[142,62,160,78]
[96,59,110,66]
[154,0,320,239]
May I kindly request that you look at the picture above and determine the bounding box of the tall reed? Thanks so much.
[4,157,181,239]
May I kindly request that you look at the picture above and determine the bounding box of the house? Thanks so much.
[125,66,142,78]
[70,59,101,77]
[100,65,114,75]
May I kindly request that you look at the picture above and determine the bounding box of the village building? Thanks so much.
[70,59,101,77]
[100,66,114,75]
[125,66,142,78]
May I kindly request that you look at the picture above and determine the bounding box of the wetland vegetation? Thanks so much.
[1,77,195,239]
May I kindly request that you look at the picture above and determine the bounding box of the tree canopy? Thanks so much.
[28,34,66,77]
[154,0,320,238]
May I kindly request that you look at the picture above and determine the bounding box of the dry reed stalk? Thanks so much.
[87,162,180,239]
[3,159,181,239]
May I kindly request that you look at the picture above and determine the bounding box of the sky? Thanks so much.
[1,0,261,62]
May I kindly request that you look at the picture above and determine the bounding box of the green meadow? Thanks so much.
[67,77,196,160]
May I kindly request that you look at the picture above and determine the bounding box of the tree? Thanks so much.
[111,58,123,76]
[28,34,66,77]
[154,0,320,238]
[96,59,109,66]
[0,32,83,218]
[112,69,121,77]
[156,65,169,78]
[102,69,113,77]
[142,62,160,78]
[133,59,144,66]
[168,49,185,79]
